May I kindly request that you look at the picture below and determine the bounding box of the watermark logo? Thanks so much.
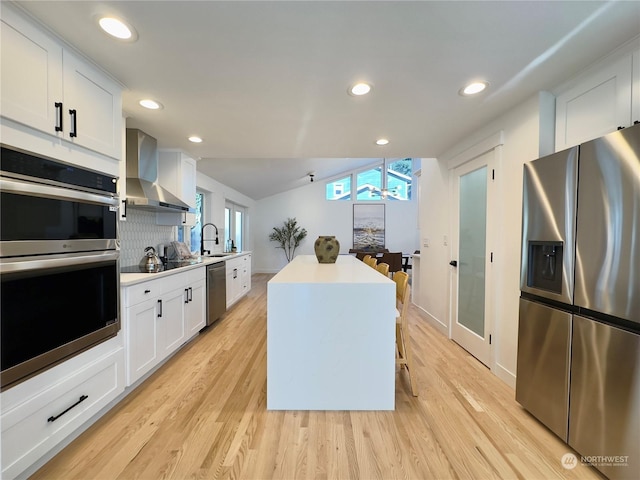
[561,452,630,470]
[561,453,578,470]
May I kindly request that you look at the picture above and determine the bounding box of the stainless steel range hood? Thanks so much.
[125,129,190,212]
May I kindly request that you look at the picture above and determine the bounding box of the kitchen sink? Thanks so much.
[207,253,233,257]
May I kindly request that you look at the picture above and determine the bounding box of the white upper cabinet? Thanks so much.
[62,51,122,159]
[156,150,198,226]
[555,45,638,151]
[0,6,122,160]
[1,10,62,135]
[158,150,197,209]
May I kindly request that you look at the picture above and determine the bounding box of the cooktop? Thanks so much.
[121,259,204,274]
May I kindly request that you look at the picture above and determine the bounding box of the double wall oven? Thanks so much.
[0,145,120,390]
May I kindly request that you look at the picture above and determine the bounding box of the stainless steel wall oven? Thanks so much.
[0,145,120,390]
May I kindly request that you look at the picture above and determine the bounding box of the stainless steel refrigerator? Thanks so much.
[516,123,640,479]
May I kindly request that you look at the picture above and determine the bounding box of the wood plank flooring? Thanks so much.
[32,273,603,480]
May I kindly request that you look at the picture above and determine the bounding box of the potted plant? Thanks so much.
[269,217,307,262]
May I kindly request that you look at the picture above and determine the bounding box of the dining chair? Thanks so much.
[380,252,403,276]
[376,262,390,277]
[364,256,377,268]
[362,254,372,263]
[393,271,417,396]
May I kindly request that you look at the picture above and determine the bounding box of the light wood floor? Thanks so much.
[32,273,603,480]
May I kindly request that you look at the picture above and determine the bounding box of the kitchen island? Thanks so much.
[267,255,396,410]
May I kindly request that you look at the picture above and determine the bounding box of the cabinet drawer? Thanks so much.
[1,347,124,479]
[124,281,161,307]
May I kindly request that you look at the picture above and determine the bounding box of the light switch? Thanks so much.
[423,238,430,247]
[443,235,448,246]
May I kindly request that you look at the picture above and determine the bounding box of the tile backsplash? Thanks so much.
[119,209,176,267]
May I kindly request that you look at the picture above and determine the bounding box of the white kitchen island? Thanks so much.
[267,254,396,410]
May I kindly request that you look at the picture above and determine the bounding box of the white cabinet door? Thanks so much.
[125,298,159,385]
[186,279,206,336]
[0,10,63,136]
[159,287,186,357]
[226,269,236,307]
[0,6,122,160]
[62,51,122,159]
[181,155,197,208]
[243,254,251,293]
[555,54,633,150]
[158,150,197,208]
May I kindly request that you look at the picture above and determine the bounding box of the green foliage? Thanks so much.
[268,217,307,262]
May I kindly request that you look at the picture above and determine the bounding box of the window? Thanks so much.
[325,159,413,201]
[325,175,351,200]
[225,201,246,252]
[386,158,412,200]
[357,166,383,200]
[178,192,204,252]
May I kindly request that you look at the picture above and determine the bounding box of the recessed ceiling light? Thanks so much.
[97,16,137,41]
[459,81,489,96]
[188,136,203,143]
[376,138,389,146]
[139,99,163,110]
[349,82,372,96]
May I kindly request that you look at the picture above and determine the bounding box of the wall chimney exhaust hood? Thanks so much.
[125,129,190,212]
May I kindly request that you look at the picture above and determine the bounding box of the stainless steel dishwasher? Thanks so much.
[206,261,227,325]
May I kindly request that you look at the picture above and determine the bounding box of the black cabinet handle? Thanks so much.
[449,260,458,267]
[185,288,189,304]
[47,395,88,422]
[69,109,77,137]
[121,199,127,219]
[144,289,151,294]
[182,213,187,225]
[189,287,193,302]
[54,102,63,132]
[157,299,163,317]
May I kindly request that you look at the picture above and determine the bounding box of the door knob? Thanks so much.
[449,260,458,267]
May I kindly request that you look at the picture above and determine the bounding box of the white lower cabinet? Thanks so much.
[226,253,252,308]
[122,267,205,386]
[0,338,124,479]
[186,270,206,336]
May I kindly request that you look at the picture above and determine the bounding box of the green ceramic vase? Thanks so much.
[314,236,340,263]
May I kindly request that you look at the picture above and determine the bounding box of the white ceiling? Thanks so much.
[13,1,640,199]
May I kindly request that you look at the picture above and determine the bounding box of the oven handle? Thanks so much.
[0,250,119,274]
[0,177,119,207]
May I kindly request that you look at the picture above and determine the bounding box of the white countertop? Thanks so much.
[269,254,392,285]
[120,251,250,286]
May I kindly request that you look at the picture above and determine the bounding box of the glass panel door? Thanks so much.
[458,166,487,336]
[451,149,494,367]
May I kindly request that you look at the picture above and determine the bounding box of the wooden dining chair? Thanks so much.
[364,256,377,268]
[362,254,372,263]
[393,271,417,396]
[376,262,390,277]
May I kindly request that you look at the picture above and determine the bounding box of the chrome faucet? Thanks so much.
[200,223,219,255]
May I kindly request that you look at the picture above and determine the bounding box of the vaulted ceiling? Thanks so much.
[14,1,640,199]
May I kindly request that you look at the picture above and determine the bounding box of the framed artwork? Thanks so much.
[353,204,385,249]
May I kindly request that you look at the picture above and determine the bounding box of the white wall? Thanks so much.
[197,173,256,255]
[417,92,555,388]
[253,179,419,273]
